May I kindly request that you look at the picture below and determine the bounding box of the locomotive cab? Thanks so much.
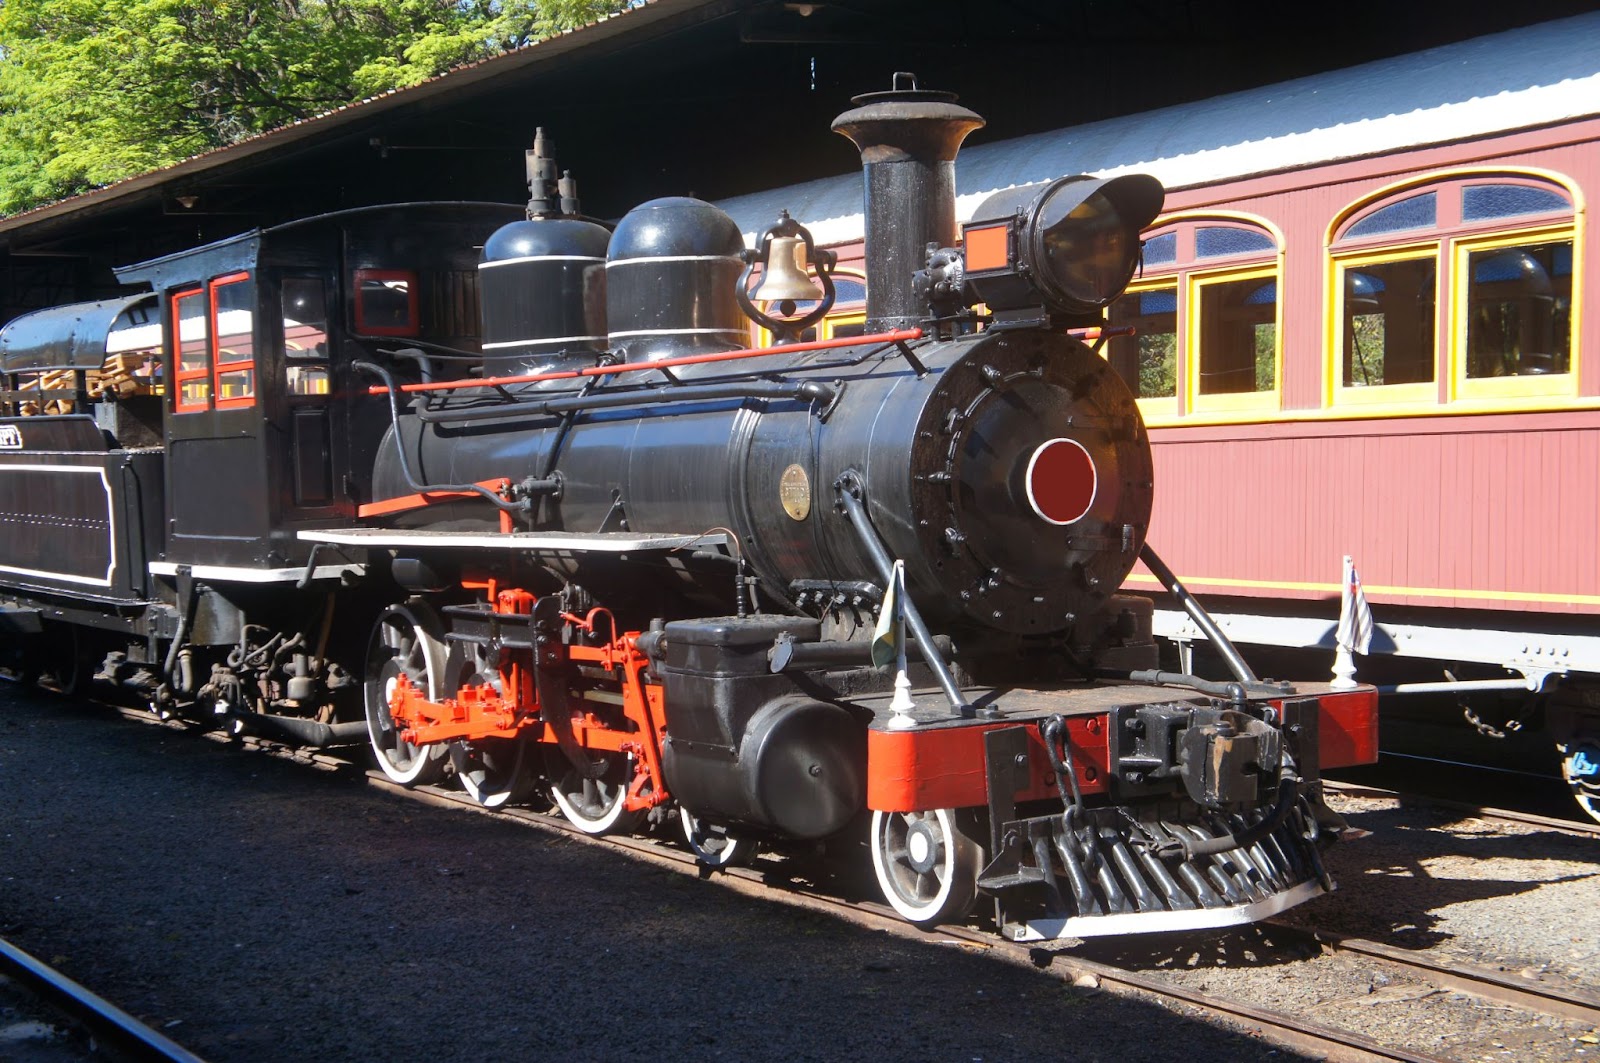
[110,203,520,573]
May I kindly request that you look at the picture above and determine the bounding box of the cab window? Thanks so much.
[354,269,419,336]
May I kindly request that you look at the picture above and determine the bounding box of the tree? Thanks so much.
[0,0,628,216]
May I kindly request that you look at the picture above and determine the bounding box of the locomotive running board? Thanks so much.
[298,528,728,553]
[1001,879,1324,941]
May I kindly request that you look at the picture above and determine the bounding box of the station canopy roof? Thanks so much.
[0,0,1591,311]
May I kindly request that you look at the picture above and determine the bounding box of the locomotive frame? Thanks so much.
[0,78,1377,939]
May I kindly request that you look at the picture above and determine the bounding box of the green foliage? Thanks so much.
[1253,321,1276,391]
[1347,312,1387,385]
[0,0,628,215]
[1137,331,1176,399]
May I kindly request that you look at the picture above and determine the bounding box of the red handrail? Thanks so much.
[365,327,925,395]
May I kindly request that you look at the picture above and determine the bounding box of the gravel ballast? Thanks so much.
[1,684,1313,1062]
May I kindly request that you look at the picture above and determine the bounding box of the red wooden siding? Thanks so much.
[1135,411,1600,613]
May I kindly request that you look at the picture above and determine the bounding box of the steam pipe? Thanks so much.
[1138,544,1260,685]
[835,472,974,718]
[413,379,836,425]
[769,633,954,672]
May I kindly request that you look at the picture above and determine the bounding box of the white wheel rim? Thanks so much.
[680,808,753,867]
[870,808,963,923]
[365,604,447,786]
[1560,740,1600,824]
[456,739,526,809]
[550,756,634,834]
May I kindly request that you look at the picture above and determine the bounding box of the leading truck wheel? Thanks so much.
[364,602,449,786]
[869,808,981,927]
[680,808,759,868]
[1559,737,1600,826]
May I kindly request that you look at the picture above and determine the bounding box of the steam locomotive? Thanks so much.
[0,77,1376,939]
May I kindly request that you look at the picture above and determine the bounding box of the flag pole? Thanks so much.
[1331,554,1359,689]
[885,560,917,730]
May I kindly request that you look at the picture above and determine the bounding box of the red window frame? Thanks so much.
[170,272,257,413]
[171,286,210,413]
[353,268,420,336]
[210,271,256,410]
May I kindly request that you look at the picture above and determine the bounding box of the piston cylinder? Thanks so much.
[658,615,865,838]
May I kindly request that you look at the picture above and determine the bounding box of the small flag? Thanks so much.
[1337,555,1374,655]
[872,560,906,668]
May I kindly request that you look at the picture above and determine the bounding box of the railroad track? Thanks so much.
[370,770,1443,1063]
[0,934,206,1063]
[108,703,1600,1061]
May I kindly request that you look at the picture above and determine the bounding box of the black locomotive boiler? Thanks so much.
[0,79,1377,938]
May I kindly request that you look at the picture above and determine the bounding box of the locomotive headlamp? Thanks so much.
[963,174,1164,321]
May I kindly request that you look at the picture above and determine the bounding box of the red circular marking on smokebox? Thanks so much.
[1025,437,1097,525]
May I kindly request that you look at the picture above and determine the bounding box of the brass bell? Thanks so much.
[754,235,822,302]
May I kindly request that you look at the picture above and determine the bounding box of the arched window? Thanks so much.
[1106,217,1282,418]
[1330,173,1577,406]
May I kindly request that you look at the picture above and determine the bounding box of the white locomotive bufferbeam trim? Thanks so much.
[481,335,608,350]
[297,528,728,553]
[478,254,605,269]
[1004,880,1325,941]
[1151,608,1600,682]
[147,561,365,584]
[0,463,117,588]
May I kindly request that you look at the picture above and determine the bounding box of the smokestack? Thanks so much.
[832,74,984,332]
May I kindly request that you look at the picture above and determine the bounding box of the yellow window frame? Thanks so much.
[1186,263,1282,415]
[1328,242,1441,409]
[755,308,866,347]
[1450,223,1580,404]
[1109,276,1180,422]
[821,308,867,340]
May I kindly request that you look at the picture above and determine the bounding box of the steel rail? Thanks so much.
[1322,779,1600,838]
[1266,922,1600,1026]
[0,934,208,1063]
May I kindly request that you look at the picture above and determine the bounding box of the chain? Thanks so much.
[1457,671,1539,739]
